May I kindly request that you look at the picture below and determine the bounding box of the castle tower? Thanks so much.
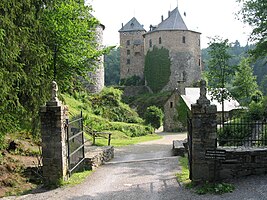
[119,17,146,81]
[87,24,105,93]
[144,7,202,92]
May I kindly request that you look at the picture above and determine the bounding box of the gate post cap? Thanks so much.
[197,79,210,105]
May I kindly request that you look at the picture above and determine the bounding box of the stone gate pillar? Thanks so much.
[40,81,68,185]
[191,80,217,183]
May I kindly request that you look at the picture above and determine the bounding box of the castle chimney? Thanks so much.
[168,11,171,17]
[121,23,124,28]
[161,15,164,22]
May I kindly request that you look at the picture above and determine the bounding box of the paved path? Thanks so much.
[2,132,267,200]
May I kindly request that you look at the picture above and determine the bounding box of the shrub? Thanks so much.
[120,75,144,86]
[110,122,153,137]
[217,118,252,146]
[144,106,164,129]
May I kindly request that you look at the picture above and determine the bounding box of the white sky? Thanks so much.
[87,0,252,49]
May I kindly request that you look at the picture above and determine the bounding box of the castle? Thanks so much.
[119,7,202,93]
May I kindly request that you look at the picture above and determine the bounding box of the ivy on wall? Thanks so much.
[144,46,171,93]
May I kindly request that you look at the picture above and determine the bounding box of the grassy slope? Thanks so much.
[62,89,162,146]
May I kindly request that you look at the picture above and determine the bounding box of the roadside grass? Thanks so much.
[85,132,162,147]
[176,155,235,195]
[60,170,92,187]
[176,155,193,188]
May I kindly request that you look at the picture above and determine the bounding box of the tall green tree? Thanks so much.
[0,0,106,148]
[237,0,267,58]
[41,0,105,91]
[205,37,234,122]
[104,47,120,86]
[231,57,258,105]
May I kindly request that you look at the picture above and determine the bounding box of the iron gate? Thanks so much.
[66,111,85,175]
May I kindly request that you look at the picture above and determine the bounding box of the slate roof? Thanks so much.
[119,17,146,32]
[181,88,241,112]
[155,7,187,31]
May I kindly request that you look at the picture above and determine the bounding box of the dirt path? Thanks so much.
[2,132,267,200]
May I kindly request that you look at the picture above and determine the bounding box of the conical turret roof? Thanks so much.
[155,7,187,31]
[119,17,146,32]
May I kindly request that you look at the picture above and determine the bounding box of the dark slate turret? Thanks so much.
[155,7,188,31]
[119,17,146,32]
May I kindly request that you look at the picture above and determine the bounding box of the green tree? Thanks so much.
[237,0,267,58]
[231,57,258,105]
[144,106,164,129]
[0,0,106,148]
[205,37,234,122]
[41,0,106,91]
[104,47,120,86]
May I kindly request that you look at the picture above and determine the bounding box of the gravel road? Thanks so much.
[2,132,267,200]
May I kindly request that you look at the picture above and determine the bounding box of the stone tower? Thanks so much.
[119,7,202,93]
[143,7,202,92]
[87,24,105,93]
[119,17,146,81]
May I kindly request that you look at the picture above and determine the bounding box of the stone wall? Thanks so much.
[163,90,184,132]
[122,86,150,97]
[144,30,202,91]
[120,31,146,80]
[217,147,267,179]
[84,146,114,170]
[87,24,105,93]
[189,80,267,183]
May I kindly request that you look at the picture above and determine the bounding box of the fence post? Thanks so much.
[40,81,69,185]
[190,80,217,183]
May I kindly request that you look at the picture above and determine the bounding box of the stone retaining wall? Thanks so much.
[217,147,267,179]
[84,146,114,170]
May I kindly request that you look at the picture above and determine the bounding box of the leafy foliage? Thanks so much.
[237,0,267,59]
[124,91,171,117]
[195,182,235,195]
[202,42,267,95]
[144,46,171,93]
[0,0,106,149]
[62,87,153,138]
[104,47,120,86]
[231,57,258,105]
[144,106,164,129]
[120,75,144,86]
[89,87,143,123]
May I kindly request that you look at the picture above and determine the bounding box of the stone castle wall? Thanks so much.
[87,24,105,93]
[144,30,202,91]
[119,31,146,80]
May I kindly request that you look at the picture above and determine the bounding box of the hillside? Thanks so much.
[0,87,160,197]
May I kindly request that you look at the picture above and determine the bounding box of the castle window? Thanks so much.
[127,59,130,65]
[135,52,141,56]
[149,39,152,48]
[182,36,186,43]
[159,37,162,44]
[199,59,201,66]
[127,40,130,45]
[127,50,130,55]
[170,102,173,108]
[198,39,201,46]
